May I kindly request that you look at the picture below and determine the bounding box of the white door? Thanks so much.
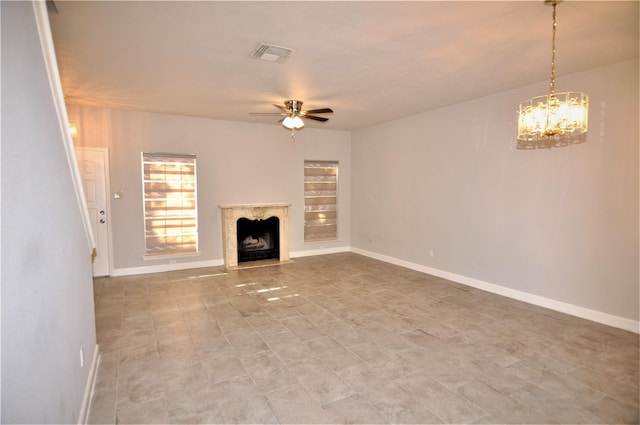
[75,148,111,276]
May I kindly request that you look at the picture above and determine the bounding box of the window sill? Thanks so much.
[304,238,339,244]
[143,252,201,261]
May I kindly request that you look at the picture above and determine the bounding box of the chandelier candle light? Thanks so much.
[517,0,588,146]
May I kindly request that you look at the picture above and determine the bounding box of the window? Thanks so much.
[304,160,338,242]
[142,153,198,256]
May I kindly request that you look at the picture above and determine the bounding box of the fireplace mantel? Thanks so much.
[219,203,290,269]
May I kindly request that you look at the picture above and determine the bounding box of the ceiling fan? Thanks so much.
[250,100,333,137]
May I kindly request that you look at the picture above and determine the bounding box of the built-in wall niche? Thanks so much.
[219,204,290,269]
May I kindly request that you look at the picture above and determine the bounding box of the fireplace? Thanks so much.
[237,217,279,263]
[219,204,290,269]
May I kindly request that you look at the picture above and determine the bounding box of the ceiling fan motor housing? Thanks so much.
[285,100,302,114]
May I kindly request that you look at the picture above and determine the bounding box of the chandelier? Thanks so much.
[517,0,588,148]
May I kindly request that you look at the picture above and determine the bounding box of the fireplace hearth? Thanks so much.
[219,204,290,269]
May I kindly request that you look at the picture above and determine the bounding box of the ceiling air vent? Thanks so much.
[251,43,294,63]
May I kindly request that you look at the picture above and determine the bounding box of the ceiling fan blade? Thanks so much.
[249,112,287,116]
[274,104,289,112]
[304,115,329,122]
[304,108,333,115]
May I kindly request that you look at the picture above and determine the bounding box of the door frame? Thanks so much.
[76,147,113,276]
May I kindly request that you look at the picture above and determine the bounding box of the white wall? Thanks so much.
[351,58,639,326]
[1,2,97,422]
[67,105,351,272]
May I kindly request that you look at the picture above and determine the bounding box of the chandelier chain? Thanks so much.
[549,2,557,95]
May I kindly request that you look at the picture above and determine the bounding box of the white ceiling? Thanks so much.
[49,1,639,131]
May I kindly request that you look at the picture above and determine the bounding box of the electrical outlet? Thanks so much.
[429,249,434,257]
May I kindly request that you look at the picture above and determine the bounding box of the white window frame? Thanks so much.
[304,160,338,242]
[141,152,199,257]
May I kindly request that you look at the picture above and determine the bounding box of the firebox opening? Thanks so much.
[237,216,280,263]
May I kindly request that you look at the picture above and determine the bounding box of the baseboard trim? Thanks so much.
[111,259,224,276]
[109,246,351,277]
[351,247,639,334]
[291,246,351,258]
[106,247,637,333]
[78,344,99,425]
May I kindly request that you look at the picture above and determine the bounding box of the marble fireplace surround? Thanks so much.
[219,203,290,269]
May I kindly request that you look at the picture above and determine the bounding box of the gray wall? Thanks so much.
[67,105,352,271]
[69,60,639,325]
[351,58,639,322]
[1,2,97,422]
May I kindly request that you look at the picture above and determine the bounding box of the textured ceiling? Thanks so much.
[49,1,639,131]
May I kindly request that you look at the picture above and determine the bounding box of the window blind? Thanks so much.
[304,160,338,242]
[142,153,198,256]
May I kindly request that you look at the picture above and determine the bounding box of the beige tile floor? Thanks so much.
[89,253,639,424]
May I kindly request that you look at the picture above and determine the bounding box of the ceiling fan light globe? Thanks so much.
[282,115,304,130]
[282,116,295,129]
[292,116,304,129]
